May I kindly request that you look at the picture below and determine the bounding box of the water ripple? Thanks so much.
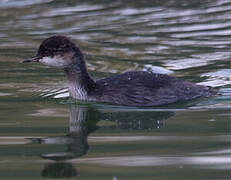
[1,0,231,106]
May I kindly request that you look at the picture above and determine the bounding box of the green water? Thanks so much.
[1,0,231,179]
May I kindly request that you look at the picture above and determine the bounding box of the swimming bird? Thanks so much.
[23,36,215,106]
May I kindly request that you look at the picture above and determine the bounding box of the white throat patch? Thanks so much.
[39,56,69,68]
[69,82,88,100]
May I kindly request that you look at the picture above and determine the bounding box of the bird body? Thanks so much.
[24,36,215,107]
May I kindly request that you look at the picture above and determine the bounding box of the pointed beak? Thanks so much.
[23,55,41,63]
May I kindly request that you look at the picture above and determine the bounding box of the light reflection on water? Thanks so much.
[75,155,231,169]
[1,0,231,179]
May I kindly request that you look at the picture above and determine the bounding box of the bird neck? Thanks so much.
[64,53,95,100]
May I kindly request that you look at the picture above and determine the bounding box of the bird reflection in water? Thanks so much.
[38,105,99,178]
[30,105,174,178]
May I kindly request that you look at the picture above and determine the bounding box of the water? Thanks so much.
[1,0,231,179]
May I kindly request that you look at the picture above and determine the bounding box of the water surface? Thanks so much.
[1,0,231,179]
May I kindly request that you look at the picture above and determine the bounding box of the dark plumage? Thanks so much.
[23,36,215,107]
[92,71,214,106]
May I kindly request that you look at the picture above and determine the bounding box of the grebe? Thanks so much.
[23,36,215,106]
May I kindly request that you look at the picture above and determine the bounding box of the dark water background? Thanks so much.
[1,0,231,179]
